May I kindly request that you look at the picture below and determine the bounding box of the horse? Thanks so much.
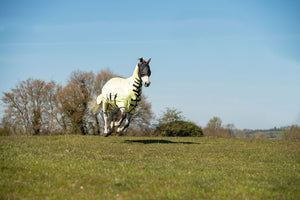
[89,57,152,136]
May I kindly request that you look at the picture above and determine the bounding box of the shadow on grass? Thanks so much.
[124,139,198,144]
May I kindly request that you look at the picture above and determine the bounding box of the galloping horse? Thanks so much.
[89,57,152,136]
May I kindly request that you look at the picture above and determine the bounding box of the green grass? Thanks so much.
[1,136,299,200]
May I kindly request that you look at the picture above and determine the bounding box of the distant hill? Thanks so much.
[234,127,285,139]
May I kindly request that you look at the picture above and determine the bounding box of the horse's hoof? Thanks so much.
[117,127,123,133]
[103,132,110,137]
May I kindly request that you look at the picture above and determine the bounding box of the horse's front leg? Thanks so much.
[114,108,126,128]
[117,113,132,133]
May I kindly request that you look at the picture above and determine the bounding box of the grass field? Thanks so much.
[1,136,299,200]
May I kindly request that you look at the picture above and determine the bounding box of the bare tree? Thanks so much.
[207,116,222,130]
[1,79,58,135]
[204,116,233,138]
[56,71,95,134]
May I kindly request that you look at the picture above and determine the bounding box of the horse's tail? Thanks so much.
[88,94,103,114]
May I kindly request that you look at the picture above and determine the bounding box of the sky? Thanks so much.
[0,0,300,129]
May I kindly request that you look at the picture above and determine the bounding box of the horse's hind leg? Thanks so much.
[103,112,110,137]
[102,102,111,137]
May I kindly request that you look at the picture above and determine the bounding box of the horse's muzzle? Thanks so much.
[141,76,151,87]
[144,81,151,87]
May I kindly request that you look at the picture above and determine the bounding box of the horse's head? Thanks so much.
[138,57,151,87]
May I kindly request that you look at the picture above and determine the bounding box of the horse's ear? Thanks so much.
[138,57,144,63]
[147,58,151,64]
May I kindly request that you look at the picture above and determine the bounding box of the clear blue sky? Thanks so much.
[1,0,300,129]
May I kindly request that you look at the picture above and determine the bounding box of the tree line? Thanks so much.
[1,69,299,139]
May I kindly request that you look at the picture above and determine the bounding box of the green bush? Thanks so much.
[156,120,203,137]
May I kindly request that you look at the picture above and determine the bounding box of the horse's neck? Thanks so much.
[128,65,140,84]
[128,65,142,98]
[131,65,139,80]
